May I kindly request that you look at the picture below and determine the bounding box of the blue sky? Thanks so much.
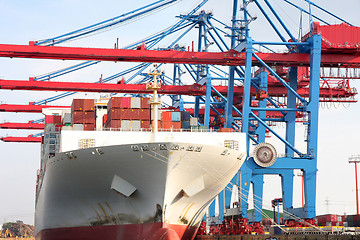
[0,0,360,225]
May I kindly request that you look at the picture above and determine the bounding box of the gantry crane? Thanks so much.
[0,0,359,230]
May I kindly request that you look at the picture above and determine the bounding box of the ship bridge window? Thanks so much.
[79,139,96,149]
[224,140,239,150]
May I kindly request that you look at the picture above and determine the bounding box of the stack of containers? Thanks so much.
[160,111,190,130]
[181,111,191,129]
[105,97,151,130]
[345,214,360,227]
[71,99,96,131]
[140,97,151,129]
[316,214,343,226]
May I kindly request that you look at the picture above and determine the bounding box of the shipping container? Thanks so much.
[83,123,95,131]
[162,112,172,121]
[132,120,141,130]
[62,113,71,125]
[130,97,141,109]
[181,121,190,129]
[171,122,181,129]
[181,111,191,121]
[198,125,207,131]
[102,114,107,126]
[120,120,141,130]
[218,128,233,132]
[83,99,95,112]
[141,120,151,129]
[172,112,181,122]
[71,99,95,112]
[72,111,95,124]
[45,115,62,125]
[121,120,132,130]
[191,126,198,131]
[139,109,151,120]
[190,117,198,126]
[83,111,96,123]
[108,97,131,109]
[108,120,121,129]
[140,97,150,109]
[72,111,84,124]
[162,121,172,130]
[72,99,84,111]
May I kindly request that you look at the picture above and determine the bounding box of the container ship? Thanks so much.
[34,73,247,240]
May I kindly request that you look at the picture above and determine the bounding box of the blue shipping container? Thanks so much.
[181,121,190,129]
[172,112,181,122]
[181,111,191,121]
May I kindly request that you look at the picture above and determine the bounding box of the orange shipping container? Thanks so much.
[162,121,172,130]
[162,111,172,121]
[171,122,181,129]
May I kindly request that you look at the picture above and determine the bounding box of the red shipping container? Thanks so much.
[109,109,121,120]
[141,120,150,129]
[72,111,84,123]
[83,99,95,112]
[139,109,151,120]
[72,99,84,111]
[83,123,95,131]
[122,109,141,120]
[109,97,131,109]
[108,120,121,129]
[45,115,62,124]
[72,111,95,124]
[162,111,172,121]
[102,114,107,126]
[140,97,150,109]
[83,111,95,123]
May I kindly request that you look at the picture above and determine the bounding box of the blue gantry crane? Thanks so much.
[0,0,359,231]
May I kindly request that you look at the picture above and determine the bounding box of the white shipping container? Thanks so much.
[190,117,198,126]
[130,97,141,108]
[121,120,132,130]
[131,120,141,130]
[62,113,72,124]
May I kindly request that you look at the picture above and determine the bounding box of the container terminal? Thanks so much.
[0,0,360,239]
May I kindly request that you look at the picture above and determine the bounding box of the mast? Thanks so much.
[146,64,162,141]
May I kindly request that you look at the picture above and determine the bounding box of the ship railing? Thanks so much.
[101,127,216,132]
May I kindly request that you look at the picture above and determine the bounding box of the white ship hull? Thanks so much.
[35,131,246,240]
